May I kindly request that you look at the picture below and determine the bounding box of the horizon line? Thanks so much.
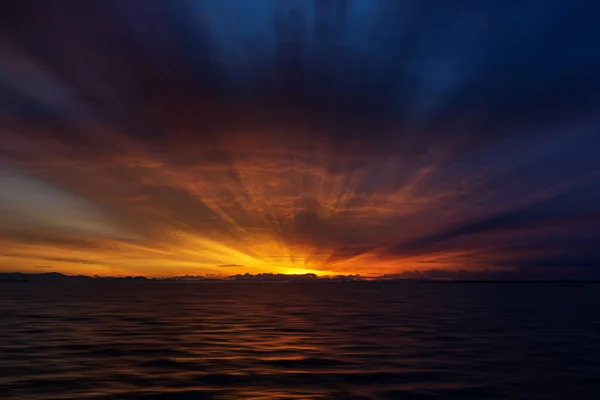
[2,271,600,283]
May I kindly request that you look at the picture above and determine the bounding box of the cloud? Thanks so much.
[0,1,599,277]
[0,168,131,239]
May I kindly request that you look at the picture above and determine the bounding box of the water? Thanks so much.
[1,282,599,399]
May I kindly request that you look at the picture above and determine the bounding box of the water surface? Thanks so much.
[1,282,599,399]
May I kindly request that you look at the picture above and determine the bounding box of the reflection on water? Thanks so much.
[1,282,600,399]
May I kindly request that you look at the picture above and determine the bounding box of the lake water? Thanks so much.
[1,282,599,399]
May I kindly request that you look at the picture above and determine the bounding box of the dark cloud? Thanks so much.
[1,0,599,277]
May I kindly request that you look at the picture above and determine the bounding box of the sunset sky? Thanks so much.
[1,0,599,278]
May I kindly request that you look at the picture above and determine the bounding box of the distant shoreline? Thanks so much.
[1,272,599,284]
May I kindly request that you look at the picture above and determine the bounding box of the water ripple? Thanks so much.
[1,282,600,399]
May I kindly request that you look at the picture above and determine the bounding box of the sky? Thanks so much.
[1,0,600,278]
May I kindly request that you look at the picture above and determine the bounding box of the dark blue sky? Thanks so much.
[1,0,599,278]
